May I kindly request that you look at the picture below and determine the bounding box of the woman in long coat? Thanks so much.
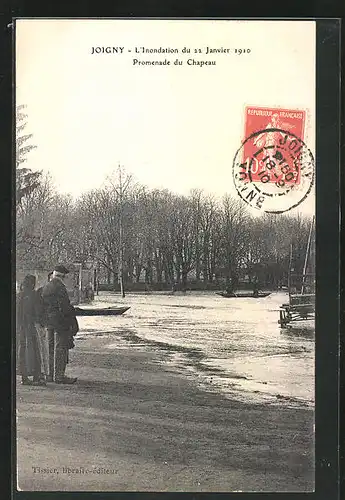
[16,274,46,385]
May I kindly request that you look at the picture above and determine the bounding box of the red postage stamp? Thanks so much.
[232,106,314,214]
[243,107,306,184]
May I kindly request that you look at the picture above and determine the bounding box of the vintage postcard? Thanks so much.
[15,19,318,492]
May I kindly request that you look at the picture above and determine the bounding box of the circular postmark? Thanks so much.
[232,128,314,214]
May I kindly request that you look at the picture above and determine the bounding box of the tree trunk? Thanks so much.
[203,241,209,283]
[156,265,162,285]
[155,252,163,284]
[145,262,152,284]
[181,270,188,292]
[175,266,181,284]
[195,239,201,282]
[112,258,118,291]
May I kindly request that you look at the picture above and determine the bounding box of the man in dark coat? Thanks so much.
[42,265,78,384]
[17,274,46,385]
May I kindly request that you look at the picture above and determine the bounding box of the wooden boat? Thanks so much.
[74,306,130,316]
[217,291,271,298]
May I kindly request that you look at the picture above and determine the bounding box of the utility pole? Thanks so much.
[288,243,293,294]
[301,215,315,295]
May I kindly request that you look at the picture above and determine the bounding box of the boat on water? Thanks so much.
[217,291,271,298]
[74,306,130,316]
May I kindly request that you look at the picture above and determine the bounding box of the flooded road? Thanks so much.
[75,291,315,409]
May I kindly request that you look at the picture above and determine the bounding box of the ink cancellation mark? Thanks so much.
[232,107,314,213]
[232,128,314,214]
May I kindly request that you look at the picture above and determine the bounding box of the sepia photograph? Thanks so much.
[15,19,317,492]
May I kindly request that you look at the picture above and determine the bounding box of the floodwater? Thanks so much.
[76,291,315,409]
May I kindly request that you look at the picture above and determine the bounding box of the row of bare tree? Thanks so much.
[16,107,314,291]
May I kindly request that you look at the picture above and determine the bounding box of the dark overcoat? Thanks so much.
[16,289,41,376]
[41,277,78,335]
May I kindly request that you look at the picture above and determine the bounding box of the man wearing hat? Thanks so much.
[41,265,78,384]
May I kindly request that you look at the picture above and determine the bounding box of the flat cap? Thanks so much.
[54,265,70,275]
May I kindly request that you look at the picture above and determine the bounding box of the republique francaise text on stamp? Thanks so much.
[232,107,314,214]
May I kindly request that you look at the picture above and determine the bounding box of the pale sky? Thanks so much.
[16,19,315,215]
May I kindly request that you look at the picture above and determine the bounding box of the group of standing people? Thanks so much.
[16,265,79,386]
